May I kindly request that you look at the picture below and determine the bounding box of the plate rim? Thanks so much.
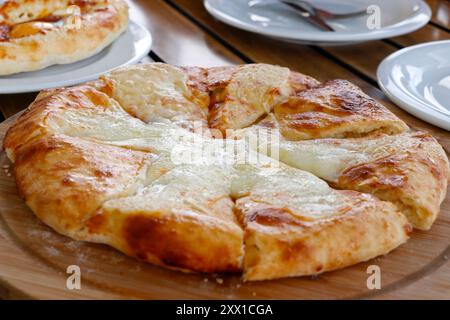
[204,0,431,43]
[377,40,450,131]
[0,20,152,95]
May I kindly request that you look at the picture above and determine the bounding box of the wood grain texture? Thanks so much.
[427,0,450,30]
[321,22,449,80]
[322,2,449,80]
[322,42,397,81]
[0,93,37,121]
[391,24,450,47]
[128,0,241,66]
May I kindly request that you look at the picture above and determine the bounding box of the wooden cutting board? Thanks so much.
[1,112,450,300]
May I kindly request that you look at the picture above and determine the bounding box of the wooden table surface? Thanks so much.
[0,0,450,300]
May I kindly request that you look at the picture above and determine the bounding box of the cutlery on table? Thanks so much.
[279,0,335,31]
[254,0,369,31]
[285,0,368,19]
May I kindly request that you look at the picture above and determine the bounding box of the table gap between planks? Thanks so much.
[0,0,449,299]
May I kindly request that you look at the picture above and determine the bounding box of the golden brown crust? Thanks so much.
[0,0,68,25]
[86,208,244,273]
[83,165,244,273]
[3,62,447,280]
[245,129,449,231]
[275,80,408,140]
[0,0,129,75]
[231,164,411,281]
[337,132,450,230]
[97,63,211,131]
[256,130,450,230]
[206,64,319,133]
[121,214,242,273]
[13,134,153,237]
[3,84,131,158]
[238,196,410,281]
[288,70,321,94]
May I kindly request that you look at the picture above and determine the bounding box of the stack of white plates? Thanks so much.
[204,0,431,45]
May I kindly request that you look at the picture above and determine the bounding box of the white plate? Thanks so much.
[0,21,152,94]
[204,0,431,44]
[378,40,450,131]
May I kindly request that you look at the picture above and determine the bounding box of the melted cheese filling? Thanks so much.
[0,0,71,25]
[0,3,87,39]
[102,64,209,125]
[9,21,57,38]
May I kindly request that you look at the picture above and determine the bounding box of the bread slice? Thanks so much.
[275,80,408,140]
[250,130,450,230]
[207,64,319,132]
[233,164,410,281]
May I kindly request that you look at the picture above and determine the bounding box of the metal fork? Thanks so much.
[279,0,367,31]
[289,0,368,19]
[279,0,334,31]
